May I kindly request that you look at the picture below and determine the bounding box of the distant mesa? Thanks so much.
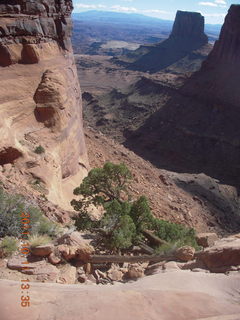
[125,5,240,188]
[171,11,207,42]
[118,11,208,73]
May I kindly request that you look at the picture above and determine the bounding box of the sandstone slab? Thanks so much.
[197,238,240,271]
[31,244,53,257]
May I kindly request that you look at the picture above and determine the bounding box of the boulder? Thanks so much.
[57,243,94,263]
[76,245,94,263]
[181,259,207,271]
[196,233,218,248]
[32,264,59,282]
[176,246,195,262]
[77,267,87,283]
[57,232,94,261]
[145,262,165,276]
[125,264,145,280]
[197,238,240,271]
[31,244,53,257]
[48,252,61,265]
[78,273,88,283]
[107,265,123,282]
[57,232,88,246]
[7,256,31,271]
[163,261,180,272]
[58,265,77,284]
[57,245,77,261]
[7,256,59,281]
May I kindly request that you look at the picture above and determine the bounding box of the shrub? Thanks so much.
[151,218,198,248]
[72,162,132,209]
[34,145,45,154]
[72,162,197,251]
[0,237,18,257]
[0,188,60,239]
[29,235,51,248]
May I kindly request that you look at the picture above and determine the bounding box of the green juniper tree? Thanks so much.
[71,162,197,252]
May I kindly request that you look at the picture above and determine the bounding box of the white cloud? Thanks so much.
[199,2,218,7]
[110,5,171,15]
[215,0,226,4]
[198,0,226,7]
[75,3,106,9]
[110,5,138,13]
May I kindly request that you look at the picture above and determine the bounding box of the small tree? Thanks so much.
[72,162,132,207]
[71,162,197,252]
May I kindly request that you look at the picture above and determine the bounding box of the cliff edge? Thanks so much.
[0,0,88,209]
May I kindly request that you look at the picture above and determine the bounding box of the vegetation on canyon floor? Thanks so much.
[71,162,198,252]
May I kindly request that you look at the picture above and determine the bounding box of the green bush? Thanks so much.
[72,162,198,251]
[0,237,18,257]
[34,145,45,154]
[29,235,51,248]
[151,218,198,248]
[0,188,60,239]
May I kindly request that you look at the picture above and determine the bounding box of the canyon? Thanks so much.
[0,2,240,320]
[125,5,240,190]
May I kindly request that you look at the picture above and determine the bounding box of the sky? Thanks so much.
[73,0,240,24]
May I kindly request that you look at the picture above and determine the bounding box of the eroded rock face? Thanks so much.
[0,0,88,209]
[171,11,207,43]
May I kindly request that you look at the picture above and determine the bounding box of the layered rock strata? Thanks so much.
[0,0,88,209]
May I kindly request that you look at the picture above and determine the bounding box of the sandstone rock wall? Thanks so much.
[0,0,88,209]
[184,4,240,107]
[171,11,207,43]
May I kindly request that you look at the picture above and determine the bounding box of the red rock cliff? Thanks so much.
[0,0,88,209]
[125,5,240,188]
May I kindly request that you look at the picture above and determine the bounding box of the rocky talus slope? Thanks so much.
[116,11,208,73]
[85,127,240,233]
[0,0,88,209]
[125,4,240,190]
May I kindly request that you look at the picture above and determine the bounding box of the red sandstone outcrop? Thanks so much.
[183,4,240,107]
[196,235,240,272]
[0,0,88,209]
